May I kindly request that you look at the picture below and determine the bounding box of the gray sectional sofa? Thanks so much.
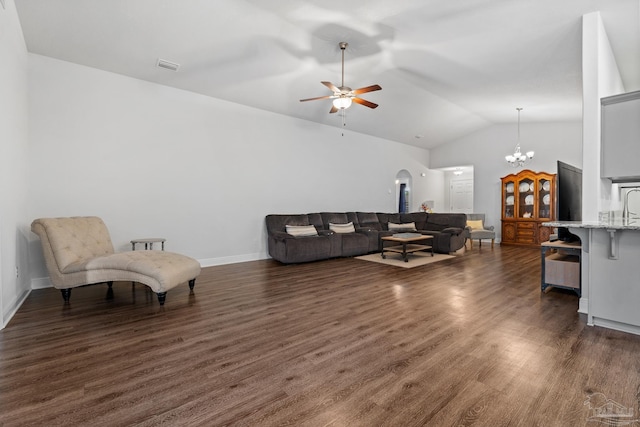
[265,211,467,264]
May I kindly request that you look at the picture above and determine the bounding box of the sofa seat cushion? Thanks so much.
[470,229,496,239]
[61,251,202,293]
[339,233,370,257]
[284,235,332,263]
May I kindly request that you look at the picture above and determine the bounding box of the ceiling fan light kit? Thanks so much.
[300,42,381,115]
[332,96,352,109]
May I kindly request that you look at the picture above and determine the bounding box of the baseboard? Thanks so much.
[2,288,31,330]
[578,297,588,314]
[31,277,53,289]
[192,253,269,268]
[592,317,640,337]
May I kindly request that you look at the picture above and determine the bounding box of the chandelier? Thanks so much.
[505,107,534,167]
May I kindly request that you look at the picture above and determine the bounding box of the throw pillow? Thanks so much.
[286,224,318,237]
[329,222,356,234]
[388,222,417,232]
[466,219,484,230]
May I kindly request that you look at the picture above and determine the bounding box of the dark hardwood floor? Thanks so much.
[2,245,640,426]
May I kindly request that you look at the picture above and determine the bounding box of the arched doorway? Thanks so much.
[395,170,412,213]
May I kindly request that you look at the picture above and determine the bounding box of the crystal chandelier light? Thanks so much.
[505,107,534,167]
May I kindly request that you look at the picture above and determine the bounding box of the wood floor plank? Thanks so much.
[2,245,640,426]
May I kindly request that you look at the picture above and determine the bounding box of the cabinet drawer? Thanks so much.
[517,234,535,242]
[545,254,580,288]
[518,222,535,229]
[517,236,535,244]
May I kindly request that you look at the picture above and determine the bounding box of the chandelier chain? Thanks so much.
[505,107,533,167]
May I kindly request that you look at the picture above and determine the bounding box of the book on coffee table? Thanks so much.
[392,232,423,239]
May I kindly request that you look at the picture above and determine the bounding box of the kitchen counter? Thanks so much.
[542,220,640,335]
[543,219,640,231]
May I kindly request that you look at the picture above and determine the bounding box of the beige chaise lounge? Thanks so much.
[31,216,201,305]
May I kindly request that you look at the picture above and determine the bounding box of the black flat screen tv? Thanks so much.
[556,160,582,242]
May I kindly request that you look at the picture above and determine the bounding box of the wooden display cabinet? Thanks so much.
[501,169,556,247]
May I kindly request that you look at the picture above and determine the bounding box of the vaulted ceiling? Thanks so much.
[14,0,640,149]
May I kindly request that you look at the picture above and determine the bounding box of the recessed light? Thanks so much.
[415,135,423,139]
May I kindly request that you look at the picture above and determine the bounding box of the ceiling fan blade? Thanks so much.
[353,97,379,109]
[322,81,340,93]
[329,105,339,114]
[352,84,382,95]
[300,95,335,102]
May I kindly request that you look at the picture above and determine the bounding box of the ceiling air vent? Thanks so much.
[156,59,180,72]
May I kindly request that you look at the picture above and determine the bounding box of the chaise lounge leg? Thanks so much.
[106,281,114,300]
[60,288,71,303]
[188,278,196,290]
[156,292,167,305]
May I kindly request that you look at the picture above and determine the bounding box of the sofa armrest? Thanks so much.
[441,227,464,235]
[270,231,293,242]
[486,225,495,231]
[318,230,335,236]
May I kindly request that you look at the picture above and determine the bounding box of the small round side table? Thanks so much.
[131,238,166,251]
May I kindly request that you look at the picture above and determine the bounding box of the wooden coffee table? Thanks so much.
[381,233,434,262]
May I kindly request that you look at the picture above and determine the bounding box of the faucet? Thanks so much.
[623,188,640,220]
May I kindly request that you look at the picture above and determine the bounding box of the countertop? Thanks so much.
[542,220,640,231]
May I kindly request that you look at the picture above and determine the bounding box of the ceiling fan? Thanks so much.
[300,42,382,114]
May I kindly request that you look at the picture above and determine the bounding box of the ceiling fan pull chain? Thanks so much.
[341,109,346,135]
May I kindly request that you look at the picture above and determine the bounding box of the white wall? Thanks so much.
[429,121,583,240]
[0,0,30,328]
[582,12,625,220]
[27,54,432,282]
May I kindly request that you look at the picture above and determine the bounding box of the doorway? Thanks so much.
[450,179,473,214]
[395,170,412,213]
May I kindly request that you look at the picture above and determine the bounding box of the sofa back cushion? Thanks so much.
[265,214,310,234]
[355,212,381,230]
[400,212,428,230]
[31,216,115,273]
[307,213,324,231]
[377,213,400,230]
[319,212,349,230]
[425,213,467,231]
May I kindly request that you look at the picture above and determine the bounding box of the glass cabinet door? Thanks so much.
[538,177,552,219]
[518,178,534,218]
[504,180,515,218]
